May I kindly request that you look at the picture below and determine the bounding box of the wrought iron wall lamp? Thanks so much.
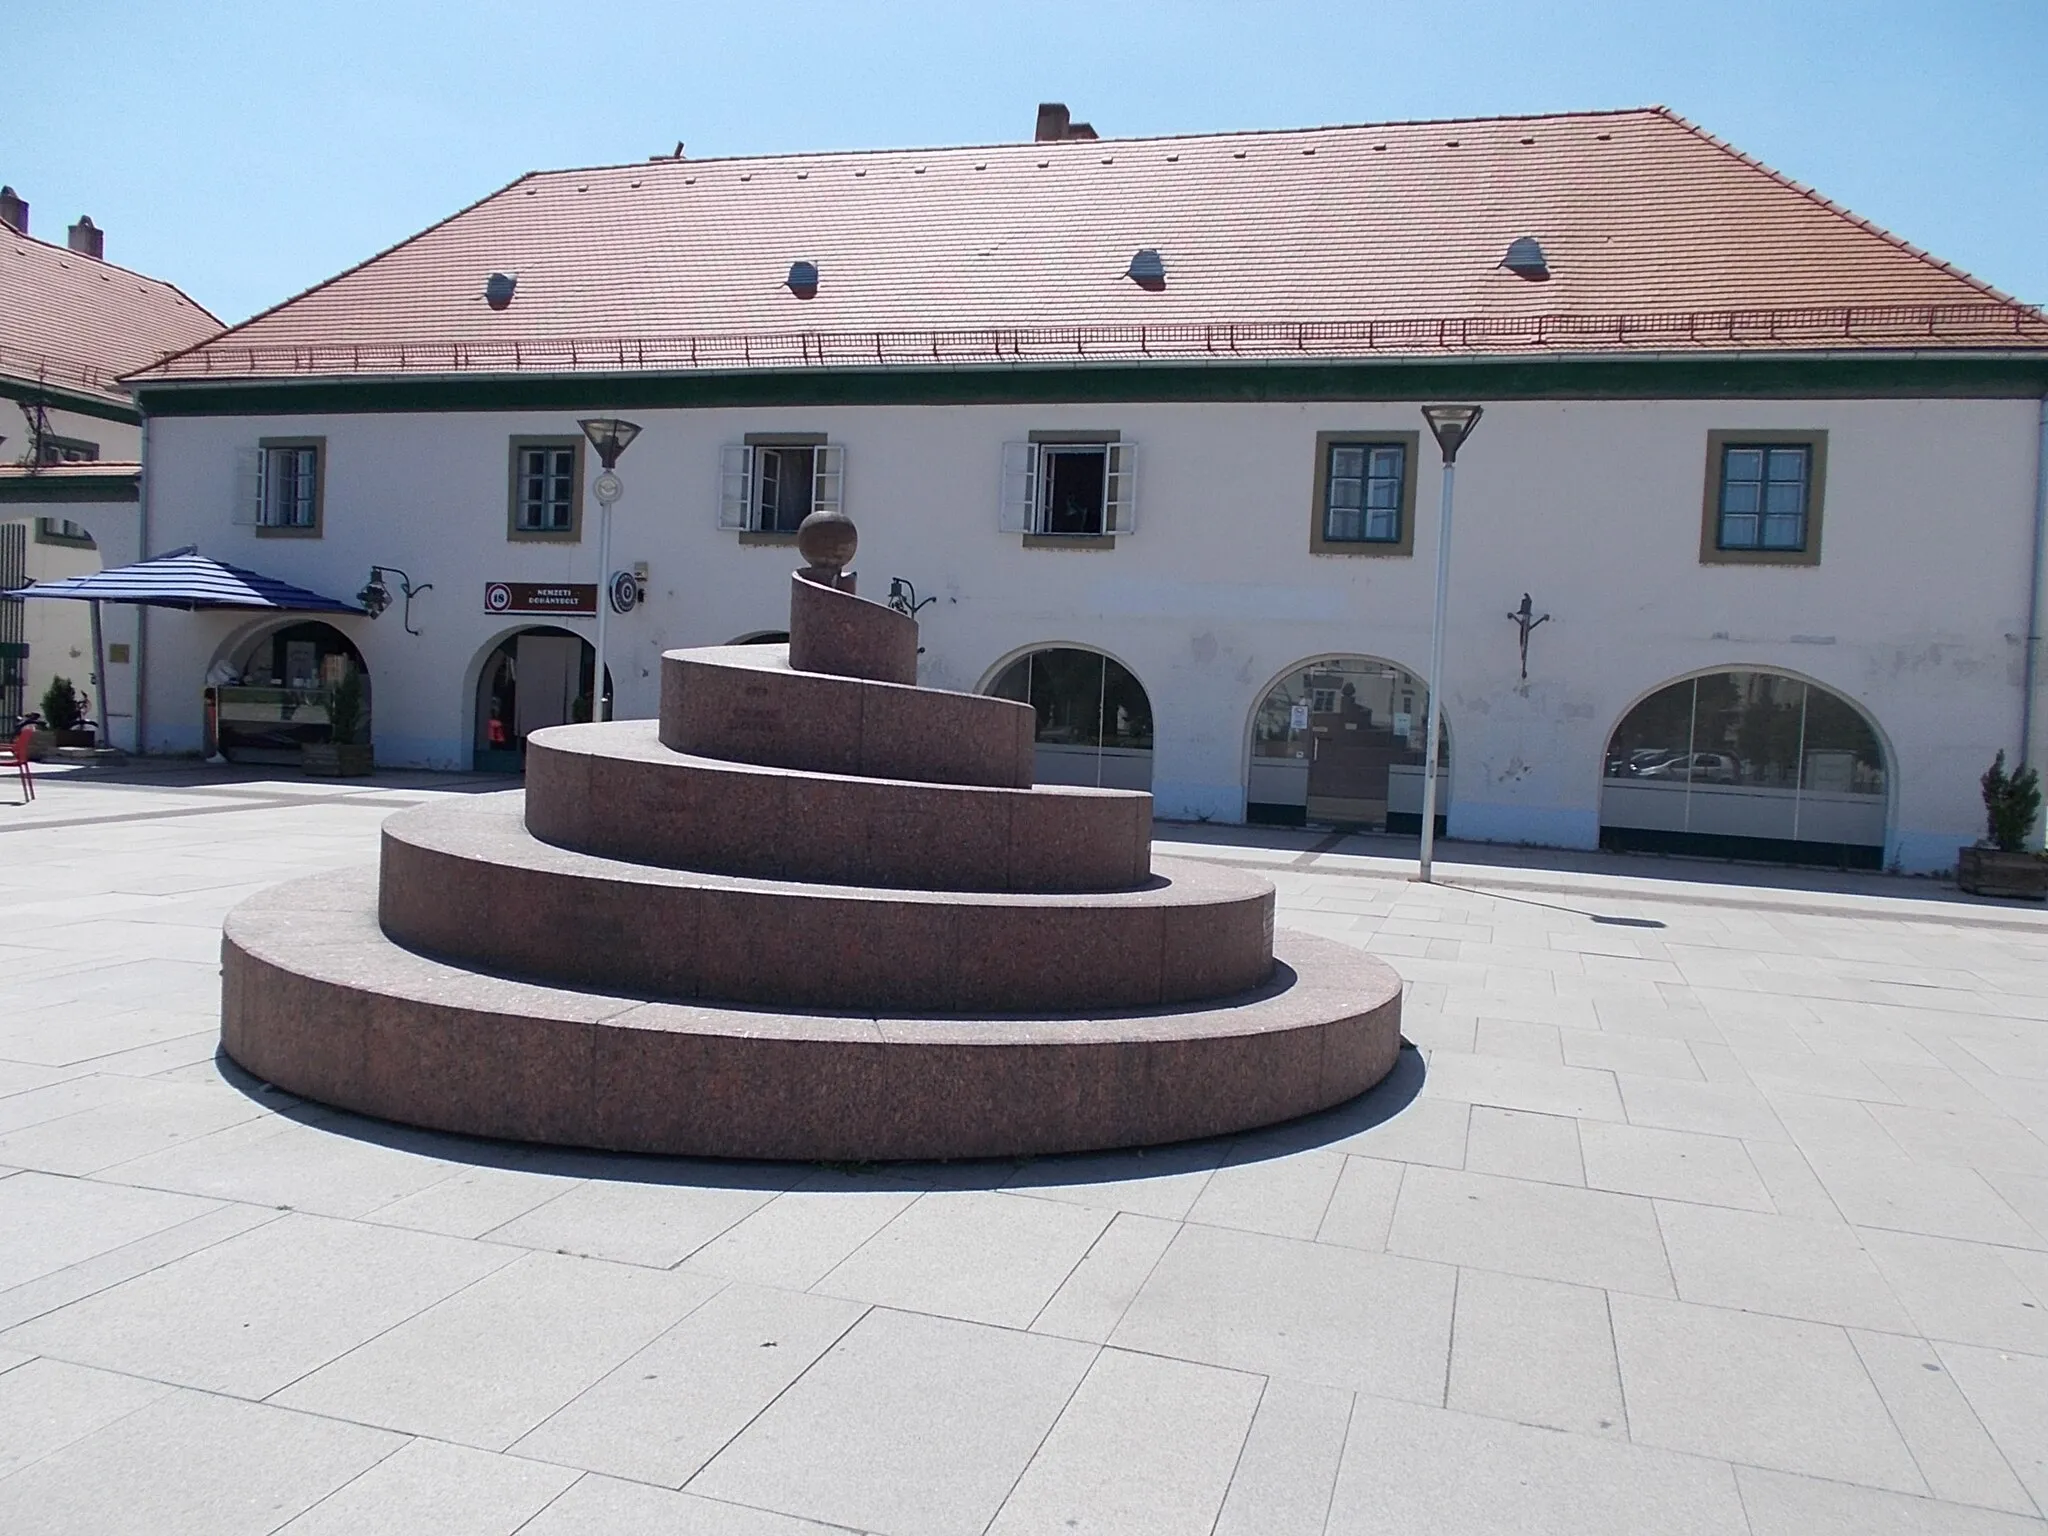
[358,564,433,636]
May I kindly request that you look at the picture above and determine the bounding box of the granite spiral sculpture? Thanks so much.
[220,512,1403,1159]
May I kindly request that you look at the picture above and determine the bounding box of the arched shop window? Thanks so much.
[987,646,1153,790]
[1601,669,1887,867]
[473,627,610,773]
[1249,656,1446,832]
[210,621,368,765]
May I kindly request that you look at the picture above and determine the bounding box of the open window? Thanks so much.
[717,437,844,537]
[233,439,325,537]
[999,436,1135,541]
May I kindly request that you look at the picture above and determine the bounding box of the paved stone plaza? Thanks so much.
[2,767,2047,1535]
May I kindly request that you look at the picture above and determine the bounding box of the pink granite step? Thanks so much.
[788,572,919,684]
[660,643,1035,788]
[380,794,1273,1013]
[524,720,1151,893]
[223,867,1404,1161]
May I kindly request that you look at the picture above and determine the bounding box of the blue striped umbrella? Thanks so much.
[2,546,364,612]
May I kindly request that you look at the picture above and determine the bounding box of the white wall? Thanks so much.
[140,394,2044,870]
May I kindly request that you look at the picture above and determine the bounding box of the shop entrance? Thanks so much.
[473,627,608,772]
[1600,669,1889,868]
[209,621,368,765]
[1248,656,1447,832]
[986,646,1153,790]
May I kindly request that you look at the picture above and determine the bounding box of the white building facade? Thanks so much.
[132,371,2048,872]
[119,109,2048,869]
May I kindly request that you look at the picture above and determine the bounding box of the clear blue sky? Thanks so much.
[11,0,2045,324]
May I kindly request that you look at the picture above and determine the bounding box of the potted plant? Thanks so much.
[41,677,95,749]
[1956,751,2046,899]
[301,668,374,777]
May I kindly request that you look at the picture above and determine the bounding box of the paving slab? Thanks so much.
[0,1168,223,1292]
[1610,1293,1923,1490]
[1446,1268,1626,1435]
[986,1348,1261,1536]
[1211,1378,1353,1536]
[814,1188,1110,1328]
[1387,1165,1674,1295]
[271,1438,579,1535]
[511,1282,866,1487]
[1,1210,514,1397]
[1654,1201,1912,1329]
[1937,1341,2048,1512]
[688,1307,1096,1536]
[1736,1467,2048,1536]
[1111,1221,1455,1401]
[274,1251,723,1449]
[0,1387,404,1536]
[0,1357,171,1480]
[1325,1392,1749,1536]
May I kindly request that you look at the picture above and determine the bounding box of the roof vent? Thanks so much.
[787,260,819,298]
[67,215,103,260]
[1127,248,1166,291]
[0,186,26,236]
[484,272,517,310]
[1500,236,1549,281]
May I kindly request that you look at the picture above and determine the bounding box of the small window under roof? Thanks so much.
[484,272,517,310]
[1127,248,1166,290]
[1500,237,1549,281]
[787,260,819,298]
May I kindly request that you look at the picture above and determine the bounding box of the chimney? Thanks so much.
[0,186,26,236]
[67,216,103,260]
[1033,104,1099,143]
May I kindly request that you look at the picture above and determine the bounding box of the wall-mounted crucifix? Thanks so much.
[1506,593,1550,681]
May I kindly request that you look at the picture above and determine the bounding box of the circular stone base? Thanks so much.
[221,868,1404,1161]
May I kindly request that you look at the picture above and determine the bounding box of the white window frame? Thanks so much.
[234,441,323,534]
[718,441,843,533]
[514,443,578,535]
[999,440,1136,537]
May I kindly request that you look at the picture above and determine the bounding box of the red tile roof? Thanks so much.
[1,229,221,405]
[135,107,2046,385]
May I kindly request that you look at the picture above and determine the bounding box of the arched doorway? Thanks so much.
[473,626,609,773]
[1600,669,1888,867]
[1248,656,1446,832]
[986,646,1153,790]
[209,620,368,765]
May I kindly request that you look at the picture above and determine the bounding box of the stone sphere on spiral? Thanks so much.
[797,509,858,572]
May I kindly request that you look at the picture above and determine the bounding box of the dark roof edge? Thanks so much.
[0,374,142,425]
[128,350,2048,418]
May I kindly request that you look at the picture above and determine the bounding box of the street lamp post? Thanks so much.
[576,418,642,722]
[1416,404,1484,883]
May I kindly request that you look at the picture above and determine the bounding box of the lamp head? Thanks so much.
[1421,404,1484,463]
[577,417,642,470]
[356,570,392,618]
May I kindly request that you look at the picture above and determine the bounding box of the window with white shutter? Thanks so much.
[717,444,754,530]
[249,439,324,537]
[720,436,837,534]
[1004,433,1131,540]
[998,441,1038,533]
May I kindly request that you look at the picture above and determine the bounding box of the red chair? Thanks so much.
[0,726,33,803]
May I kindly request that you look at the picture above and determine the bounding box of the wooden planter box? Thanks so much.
[1957,845,2048,901]
[302,742,375,778]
